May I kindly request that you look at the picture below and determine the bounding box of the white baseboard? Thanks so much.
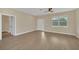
[43,30,76,36]
[14,29,79,39]
[14,29,35,36]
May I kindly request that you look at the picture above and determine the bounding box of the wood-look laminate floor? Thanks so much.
[0,31,79,50]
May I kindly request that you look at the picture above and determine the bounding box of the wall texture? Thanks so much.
[37,10,76,35]
[2,15,9,32]
[0,8,36,35]
[75,9,79,38]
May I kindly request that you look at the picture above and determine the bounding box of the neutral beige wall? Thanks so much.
[2,15,9,32]
[75,9,79,38]
[0,8,36,35]
[37,10,76,35]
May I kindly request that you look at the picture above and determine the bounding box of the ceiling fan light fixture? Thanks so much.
[48,11,51,13]
[48,11,53,15]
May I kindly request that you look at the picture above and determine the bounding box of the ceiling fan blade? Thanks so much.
[48,8,52,11]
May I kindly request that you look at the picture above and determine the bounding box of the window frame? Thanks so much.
[51,16,68,27]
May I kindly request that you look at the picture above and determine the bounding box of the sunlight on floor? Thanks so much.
[41,32,46,43]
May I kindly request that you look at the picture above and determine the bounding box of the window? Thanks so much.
[52,16,68,27]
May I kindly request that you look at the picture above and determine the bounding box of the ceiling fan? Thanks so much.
[40,8,54,19]
[40,8,54,14]
[48,8,53,12]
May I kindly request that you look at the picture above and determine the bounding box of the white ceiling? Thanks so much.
[14,8,76,16]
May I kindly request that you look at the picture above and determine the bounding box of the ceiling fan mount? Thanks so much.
[40,8,53,14]
[48,8,53,12]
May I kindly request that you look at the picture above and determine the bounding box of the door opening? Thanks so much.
[0,14,16,40]
[37,19,45,31]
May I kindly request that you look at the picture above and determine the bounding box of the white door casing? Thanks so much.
[9,16,16,36]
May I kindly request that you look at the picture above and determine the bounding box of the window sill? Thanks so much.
[52,26,68,28]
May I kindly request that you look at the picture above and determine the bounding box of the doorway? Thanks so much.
[37,19,45,31]
[0,14,16,40]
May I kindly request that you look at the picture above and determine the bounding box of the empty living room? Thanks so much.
[0,8,79,50]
